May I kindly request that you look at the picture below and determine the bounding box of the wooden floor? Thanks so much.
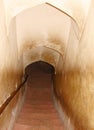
[13,71,64,130]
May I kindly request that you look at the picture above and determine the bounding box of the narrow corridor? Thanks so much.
[13,62,64,130]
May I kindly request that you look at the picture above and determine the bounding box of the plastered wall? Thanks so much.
[54,1,94,130]
[0,1,25,129]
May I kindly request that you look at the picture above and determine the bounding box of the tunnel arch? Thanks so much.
[25,60,55,77]
[22,46,63,76]
[7,2,80,76]
[13,2,79,71]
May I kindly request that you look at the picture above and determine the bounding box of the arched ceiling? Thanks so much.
[3,0,91,31]
[16,3,72,55]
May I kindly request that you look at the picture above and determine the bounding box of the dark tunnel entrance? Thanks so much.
[25,60,55,80]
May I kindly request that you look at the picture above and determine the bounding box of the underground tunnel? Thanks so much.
[0,0,94,130]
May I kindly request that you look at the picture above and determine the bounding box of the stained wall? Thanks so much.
[0,1,25,130]
[54,1,94,130]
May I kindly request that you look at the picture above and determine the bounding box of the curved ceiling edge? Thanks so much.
[46,2,79,30]
[6,1,79,34]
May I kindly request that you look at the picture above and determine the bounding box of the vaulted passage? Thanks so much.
[13,61,64,130]
[1,1,94,130]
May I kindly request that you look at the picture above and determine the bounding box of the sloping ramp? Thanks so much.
[13,65,64,130]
